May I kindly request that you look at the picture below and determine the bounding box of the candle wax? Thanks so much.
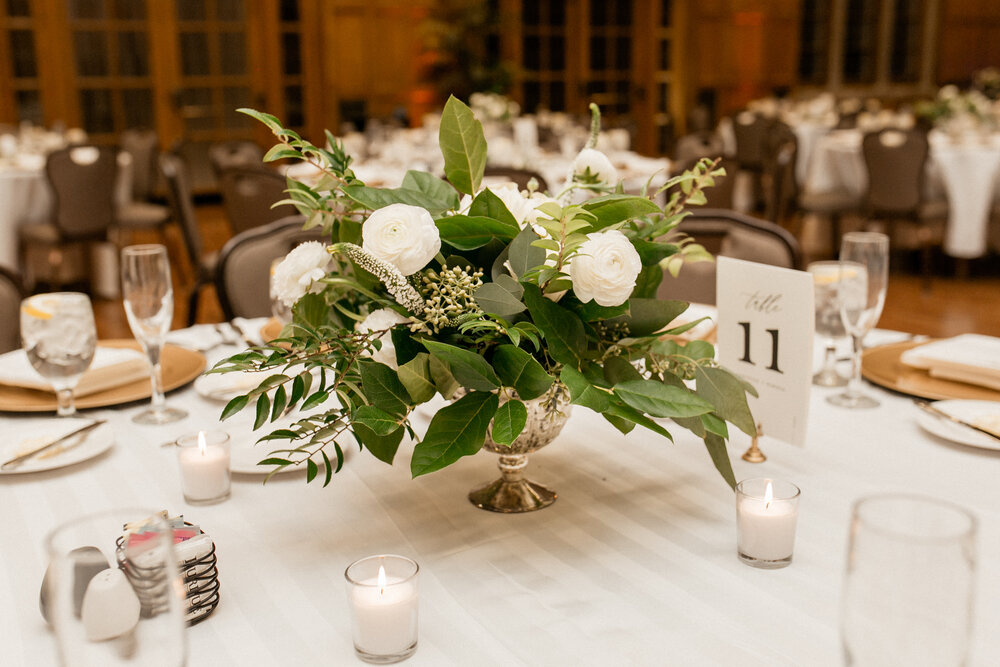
[350,576,418,655]
[178,445,230,501]
[738,497,798,561]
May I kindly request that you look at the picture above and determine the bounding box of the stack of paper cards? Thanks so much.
[901,334,1000,391]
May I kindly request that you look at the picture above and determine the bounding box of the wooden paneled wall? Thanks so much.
[937,0,1000,83]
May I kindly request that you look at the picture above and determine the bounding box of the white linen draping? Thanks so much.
[0,162,52,270]
[1,329,998,666]
[928,132,1000,258]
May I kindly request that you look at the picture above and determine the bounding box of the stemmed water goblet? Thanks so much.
[827,232,889,409]
[20,292,97,417]
[121,244,187,424]
[807,261,849,387]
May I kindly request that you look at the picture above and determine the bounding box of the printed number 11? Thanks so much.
[738,322,782,373]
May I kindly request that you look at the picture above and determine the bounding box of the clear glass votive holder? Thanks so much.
[175,431,231,505]
[344,554,419,664]
[736,478,801,569]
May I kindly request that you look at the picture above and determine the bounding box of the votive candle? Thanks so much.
[736,478,801,568]
[345,554,419,663]
[176,431,231,504]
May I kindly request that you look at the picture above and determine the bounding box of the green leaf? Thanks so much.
[221,394,249,420]
[410,391,499,477]
[671,415,706,438]
[270,385,287,421]
[358,360,411,415]
[560,366,611,412]
[262,145,302,162]
[603,412,636,434]
[389,328,422,367]
[475,279,527,318]
[469,188,518,226]
[300,389,329,411]
[575,299,629,322]
[355,422,404,465]
[253,394,271,430]
[435,215,520,250]
[693,366,756,436]
[581,195,661,229]
[354,405,402,436]
[306,458,318,483]
[401,170,460,211]
[397,354,437,403]
[700,412,729,438]
[613,380,714,418]
[294,293,330,329]
[603,355,643,385]
[703,432,737,490]
[631,265,663,299]
[507,227,546,278]
[422,340,501,391]
[492,344,554,400]
[619,298,688,337]
[429,354,461,399]
[604,399,673,439]
[633,240,680,266]
[521,283,585,367]
[342,184,453,216]
[439,95,487,195]
[491,399,527,446]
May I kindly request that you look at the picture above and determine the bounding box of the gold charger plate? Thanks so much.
[861,340,1000,402]
[260,318,282,343]
[0,340,206,413]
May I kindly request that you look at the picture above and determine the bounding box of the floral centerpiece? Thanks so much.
[213,97,754,509]
[915,83,999,134]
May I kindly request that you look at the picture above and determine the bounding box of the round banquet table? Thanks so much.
[0,327,997,666]
[0,159,52,271]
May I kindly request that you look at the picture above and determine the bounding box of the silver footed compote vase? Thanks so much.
[468,384,572,513]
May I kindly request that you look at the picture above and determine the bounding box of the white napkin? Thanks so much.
[900,334,1000,391]
[166,325,225,351]
[0,347,148,396]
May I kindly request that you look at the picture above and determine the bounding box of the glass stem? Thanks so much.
[147,343,165,411]
[822,341,838,374]
[847,334,864,399]
[55,388,75,417]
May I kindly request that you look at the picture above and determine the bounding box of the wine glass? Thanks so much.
[807,261,849,387]
[121,245,187,424]
[44,508,187,666]
[827,232,889,408]
[20,293,97,417]
[841,495,977,666]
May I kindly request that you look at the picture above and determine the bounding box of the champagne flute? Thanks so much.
[827,232,888,408]
[807,261,849,387]
[121,245,187,424]
[20,292,97,417]
[841,495,977,666]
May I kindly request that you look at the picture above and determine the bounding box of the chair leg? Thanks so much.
[187,278,204,327]
[830,213,842,257]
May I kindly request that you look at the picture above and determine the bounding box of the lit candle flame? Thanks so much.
[377,564,386,597]
[197,431,207,456]
[764,481,773,510]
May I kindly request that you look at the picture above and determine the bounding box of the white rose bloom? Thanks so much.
[569,230,642,307]
[572,147,618,185]
[357,308,409,369]
[362,203,441,275]
[271,241,332,308]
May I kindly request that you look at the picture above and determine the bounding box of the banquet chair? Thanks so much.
[208,140,265,176]
[732,112,770,210]
[159,152,218,325]
[18,145,118,290]
[670,157,738,210]
[658,209,801,305]
[482,166,548,193]
[215,215,323,320]
[674,132,725,164]
[861,128,947,281]
[115,131,171,243]
[218,166,294,234]
[0,267,23,353]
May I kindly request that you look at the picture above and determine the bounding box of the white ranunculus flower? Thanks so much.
[572,147,618,184]
[271,241,332,308]
[362,203,441,275]
[569,230,642,307]
[357,308,409,369]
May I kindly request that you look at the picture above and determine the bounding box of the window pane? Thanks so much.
[118,31,149,77]
[113,0,146,20]
[280,0,300,22]
[590,37,606,71]
[7,0,30,17]
[284,85,304,127]
[549,81,565,111]
[522,0,540,26]
[799,0,831,84]
[524,36,540,71]
[80,88,114,134]
[179,32,210,76]
[10,29,37,78]
[15,90,43,124]
[613,0,632,26]
[180,87,214,132]
[659,40,671,71]
[843,0,880,84]
[550,35,565,71]
[217,0,244,21]
[615,37,630,70]
[122,88,154,128]
[222,87,251,128]
[176,0,205,21]
[661,0,672,27]
[890,0,923,82]
[74,31,109,77]
[219,32,247,75]
[523,80,540,112]
[282,32,301,76]
[548,0,564,26]
[69,0,104,19]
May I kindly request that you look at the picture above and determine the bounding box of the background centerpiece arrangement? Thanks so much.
[212,96,755,511]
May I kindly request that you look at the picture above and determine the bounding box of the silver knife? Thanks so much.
[2,419,107,470]
[914,401,1000,442]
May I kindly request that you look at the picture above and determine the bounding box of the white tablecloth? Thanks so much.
[804,130,1000,258]
[1,331,998,666]
[0,161,52,271]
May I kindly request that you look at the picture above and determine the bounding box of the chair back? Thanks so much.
[762,120,799,223]
[670,157,738,210]
[732,112,769,171]
[658,209,801,305]
[674,132,725,164]
[218,167,294,234]
[862,128,929,215]
[0,267,23,354]
[120,129,159,200]
[159,152,206,270]
[215,215,323,319]
[482,166,549,193]
[45,146,118,240]
[208,140,264,175]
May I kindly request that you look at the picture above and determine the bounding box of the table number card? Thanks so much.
[716,257,814,447]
